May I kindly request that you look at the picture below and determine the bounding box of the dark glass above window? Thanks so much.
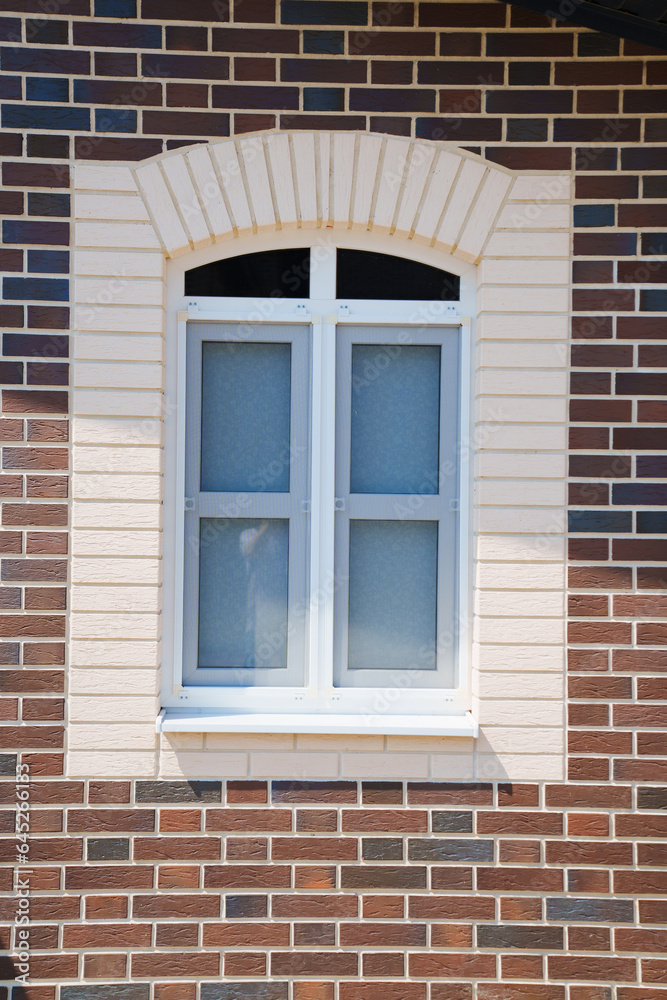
[336,249,460,301]
[185,248,310,298]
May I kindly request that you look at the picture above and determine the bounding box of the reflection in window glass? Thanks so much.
[198,518,289,669]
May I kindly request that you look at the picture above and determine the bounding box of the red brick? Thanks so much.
[342,808,427,832]
[133,837,221,861]
[409,953,496,978]
[133,894,220,919]
[203,922,289,947]
[204,864,291,888]
[132,953,220,978]
[549,956,636,982]
[272,894,358,918]
[206,807,291,831]
[85,895,128,920]
[340,987,424,1000]
[63,922,152,949]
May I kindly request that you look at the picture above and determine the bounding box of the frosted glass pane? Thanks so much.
[201,341,291,493]
[198,518,289,669]
[348,519,437,671]
[350,344,440,494]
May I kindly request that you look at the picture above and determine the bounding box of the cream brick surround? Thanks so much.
[70,131,571,781]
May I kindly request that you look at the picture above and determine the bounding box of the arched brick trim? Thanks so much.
[71,131,573,779]
[130,132,514,263]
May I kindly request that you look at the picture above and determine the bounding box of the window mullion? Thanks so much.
[308,314,337,695]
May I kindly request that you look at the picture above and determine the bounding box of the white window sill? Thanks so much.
[156,709,478,738]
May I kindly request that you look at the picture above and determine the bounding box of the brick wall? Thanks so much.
[0,0,666,996]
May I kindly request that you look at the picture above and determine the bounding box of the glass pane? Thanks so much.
[348,519,437,671]
[350,344,440,494]
[198,518,289,669]
[337,249,459,300]
[201,341,291,493]
[185,248,310,298]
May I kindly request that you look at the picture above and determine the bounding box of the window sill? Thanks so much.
[156,709,478,738]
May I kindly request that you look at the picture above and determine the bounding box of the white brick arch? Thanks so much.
[131,131,515,263]
[70,132,573,781]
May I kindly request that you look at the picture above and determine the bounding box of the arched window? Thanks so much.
[168,243,472,733]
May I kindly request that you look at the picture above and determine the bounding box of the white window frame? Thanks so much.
[160,234,477,736]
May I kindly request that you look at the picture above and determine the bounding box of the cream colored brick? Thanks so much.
[73,417,162,447]
[477,508,565,536]
[295,733,384,752]
[457,169,513,262]
[485,231,569,257]
[71,556,161,584]
[384,735,473,753]
[479,341,567,369]
[266,133,298,229]
[477,313,568,340]
[160,749,248,778]
[75,249,164,278]
[75,334,163,364]
[476,562,565,591]
[73,473,161,502]
[75,305,164,335]
[70,613,160,641]
[207,733,295,751]
[476,424,566,451]
[75,163,138,193]
[477,396,566,424]
[351,133,383,230]
[476,644,564,673]
[135,160,190,257]
[392,141,436,239]
[73,362,163,392]
[478,698,563,727]
[412,149,460,242]
[71,586,160,613]
[163,732,205,750]
[73,504,161,530]
[476,617,564,645]
[510,174,571,201]
[497,202,570,229]
[429,754,475,780]
[478,369,567,398]
[75,221,162,250]
[476,590,564,618]
[478,286,569,315]
[76,193,151,222]
[250,752,339,779]
[476,533,565,562]
[340,752,429,780]
[476,480,566,507]
[76,277,163,307]
[73,530,161,557]
[70,695,159,723]
[241,137,275,232]
[162,152,211,249]
[73,446,162,474]
[69,724,157,751]
[476,754,564,782]
[69,668,159,694]
[477,674,563,702]
[436,158,486,252]
[476,452,566,479]
[479,258,570,285]
[73,390,162,419]
[68,751,157,778]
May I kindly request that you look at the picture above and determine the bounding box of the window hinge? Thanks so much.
[449,498,460,512]
[187,302,199,316]
[185,497,195,512]
[334,497,345,511]
[338,304,350,318]
[301,500,311,514]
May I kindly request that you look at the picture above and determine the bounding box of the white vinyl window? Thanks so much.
[161,242,474,735]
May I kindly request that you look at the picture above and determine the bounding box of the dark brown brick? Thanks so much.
[214,27,299,52]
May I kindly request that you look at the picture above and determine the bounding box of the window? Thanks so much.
[163,243,473,734]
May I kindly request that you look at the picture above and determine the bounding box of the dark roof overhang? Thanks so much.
[499,0,667,51]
